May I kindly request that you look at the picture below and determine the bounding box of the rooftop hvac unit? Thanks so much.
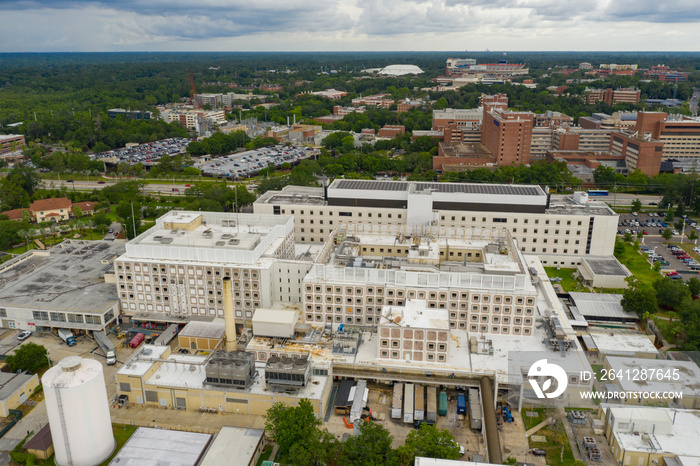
[265,355,312,389]
[204,351,256,388]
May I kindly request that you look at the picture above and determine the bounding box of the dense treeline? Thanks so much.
[20,111,189,152]
[439,160,582,188]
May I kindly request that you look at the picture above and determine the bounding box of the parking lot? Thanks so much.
[194,145,318,179]
[617,212,700,276]
[91,137,190,165]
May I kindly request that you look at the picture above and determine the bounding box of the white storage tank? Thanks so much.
[42,356,115,466]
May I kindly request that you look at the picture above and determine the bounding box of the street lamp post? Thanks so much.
[681,215,687,244]
[46,349,51,368]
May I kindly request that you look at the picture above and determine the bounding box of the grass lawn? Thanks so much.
[98,424,138,466]
[615,242,664,283]
[521,409,576,466]
[255,445,274,466]
[543,267,586,292]
[651,316,681,345]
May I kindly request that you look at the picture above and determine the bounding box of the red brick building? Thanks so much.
[0,134,26,155]
[434,142,495,171]
[585,88,640,105]
[610,132,664,176]
[481,106,534,166]
[377,125,406,138]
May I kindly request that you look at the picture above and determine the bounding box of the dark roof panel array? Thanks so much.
[333,180,543,197]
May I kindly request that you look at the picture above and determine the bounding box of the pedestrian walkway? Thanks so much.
[109,404,266,434]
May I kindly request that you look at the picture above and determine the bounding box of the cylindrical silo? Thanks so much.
[42,356,115,466]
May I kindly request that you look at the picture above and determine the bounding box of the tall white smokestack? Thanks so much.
[223,277,237,352]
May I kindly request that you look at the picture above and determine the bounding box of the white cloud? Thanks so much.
[0,0,698,51]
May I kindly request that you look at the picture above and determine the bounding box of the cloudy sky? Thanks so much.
[0,0,698,52]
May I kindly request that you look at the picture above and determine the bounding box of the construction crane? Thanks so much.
[186,69,200,107]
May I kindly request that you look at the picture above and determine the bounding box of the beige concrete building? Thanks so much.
[0,241,122,334]
[302,223,539,336]
[177,320,225,351]
[602,405,700,466]
[254,180,619,267]
[115,345,332,417]
[0,372,40,417]
[603,357,700,409]
[378,300,450,363]
[114,211,312,328]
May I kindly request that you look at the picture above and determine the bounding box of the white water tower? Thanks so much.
[42,356,115,466]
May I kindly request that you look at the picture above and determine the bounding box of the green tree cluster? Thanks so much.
[186,130,249,156]
[6,342,50,373]
[441,160,581,188]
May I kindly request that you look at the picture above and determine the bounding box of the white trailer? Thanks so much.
[93,331,116,365]
[153,324,178,346]
[403,383,414,424]
[391,383,403,419]
[414,384,425,421]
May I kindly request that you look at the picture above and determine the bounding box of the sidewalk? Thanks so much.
[109,404,266,434]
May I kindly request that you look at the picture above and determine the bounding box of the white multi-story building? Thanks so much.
[114,211,312,328]
[0,241,122,333]
[254,180,618,267]
[302,223,540,336]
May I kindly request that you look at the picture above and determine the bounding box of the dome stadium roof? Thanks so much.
[378,65,424,76]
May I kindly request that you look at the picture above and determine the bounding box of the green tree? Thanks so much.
[6,342,50,373]
[689,230,698,241]
[264,399,334,460]
[662,229,673,241]
[72,205,83,219]
[288,427,338,466]
[621,285,658,318]
[397,424,461,464]
[614,238,625,256]
[21,209,32,224]
[339,421,397,466]
[688,277,700,297]
[666,210,675,223]
[116,200,142,239]
[631,198,642,212]
[433,97,449,110]
[183,167,201,179]
[84,219,95,240]
[17,229,31,252]
[654,277,691,311]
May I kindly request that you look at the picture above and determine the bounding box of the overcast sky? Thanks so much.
[1,0,699,52]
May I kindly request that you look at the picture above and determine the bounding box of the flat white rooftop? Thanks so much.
[589,332,658,356]
[380,300,449,330]
[608,406,700,458]
[122,211,294,265]
[0,241,122,313]
[109,427,211,466]
[200,427,263,466]
[118,345,170,377]
[140,353,329,400]
[606,356,700,394]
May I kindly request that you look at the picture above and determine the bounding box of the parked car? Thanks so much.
[17,330,31,341]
